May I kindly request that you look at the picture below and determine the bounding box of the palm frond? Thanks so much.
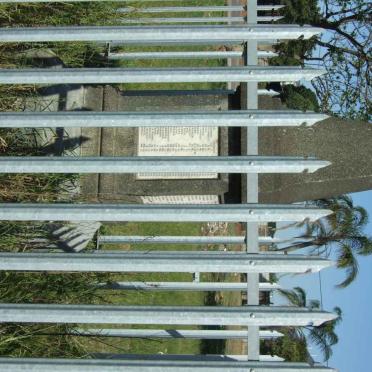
[336,244,359,288]
[278,287,307,307]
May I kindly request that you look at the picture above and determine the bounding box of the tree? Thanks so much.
[276,0,371,120]
[278,287,342,362]
[276,195,372,287]
[261,329,310,363]
[281,84,320,112]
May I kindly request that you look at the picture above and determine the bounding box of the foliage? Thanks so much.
[0,128,78,202]
[278,287,342,361]
[281,85,320,112]
[0,272,109,305]
[0,324,88,358]
[0,2,116,64]
[261,329,309,362]
[0,271,110,358]
[0,2,117,27]
[314,196,372,287]
[0,2,117,111]
[278,0,371,120]
[0,221,47,252]
[277,195,372,287]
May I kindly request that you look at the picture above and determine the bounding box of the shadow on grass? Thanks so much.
[200,291,226,355]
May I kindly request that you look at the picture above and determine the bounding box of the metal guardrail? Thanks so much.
[106,49,279,60]
[117,5,285,13]
[0,358,337,371]
[0,303,337,326]
[120,16,284,23]
[94,281,281,291]
[0,111,328,128]
[0,25,323,43]
[71,328,284,339]
[0,1,337,370]
[0,203,332,222]
[0,251,334,273]
[97,235,291,244]
[0,66,325,84]
[0,156,330,174]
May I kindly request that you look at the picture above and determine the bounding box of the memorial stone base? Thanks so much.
[81,86,233,203]
[80,85,372,205]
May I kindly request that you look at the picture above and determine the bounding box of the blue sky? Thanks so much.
[275,191,372,371]
[276,2,371,369]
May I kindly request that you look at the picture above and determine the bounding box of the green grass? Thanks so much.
[112,2,227,91]
[0,0,236,359]
[0,271,111,358]
[97,221,208,306]
[87,221,239,355]
[0,127,77,203]
[94,221,206,354]
[0,2,118,111]
[0,220,233,357]
[0,1,229,108]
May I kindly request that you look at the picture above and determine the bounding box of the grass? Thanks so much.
[111,0,227,91]
[0,271,112,358]
[0,0,228,109]
[0,207,240,357]
[93,221,209,355]
[0,0,241,360]
[91,221,242,355]
[0,3,119,358]
[0,2,119,111]
[0,127,78,203]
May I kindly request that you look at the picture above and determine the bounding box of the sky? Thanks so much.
[290,3,370,368]
[275,191,372,371]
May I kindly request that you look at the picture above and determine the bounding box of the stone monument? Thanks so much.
[81,86,232,203]
[79,85,372,204]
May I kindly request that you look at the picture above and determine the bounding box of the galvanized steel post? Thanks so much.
[71,328,285,340]
[0,252,334,273]
[0,25,323,43]
[97,235,285,245]
[0,111,328,128]
[0,303,337,326]
[0,358,338,371]
[0,203,332,222]
[120,16,284,24]
[0,67,325,85]
[95,281,281,292]
[0,156,330,174]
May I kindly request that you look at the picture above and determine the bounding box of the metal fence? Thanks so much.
[0,0,336,370]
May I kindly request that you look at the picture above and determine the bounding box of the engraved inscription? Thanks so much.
[137,126,218,179]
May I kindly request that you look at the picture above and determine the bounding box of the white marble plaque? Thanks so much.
[141,195,220,204]
[137,126,218,179]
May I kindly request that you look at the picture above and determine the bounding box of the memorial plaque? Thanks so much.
[141,195,220,204]
[137,126,219,179]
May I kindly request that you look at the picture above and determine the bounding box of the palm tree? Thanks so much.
[276,195,372,287]
[278,287,342,362]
